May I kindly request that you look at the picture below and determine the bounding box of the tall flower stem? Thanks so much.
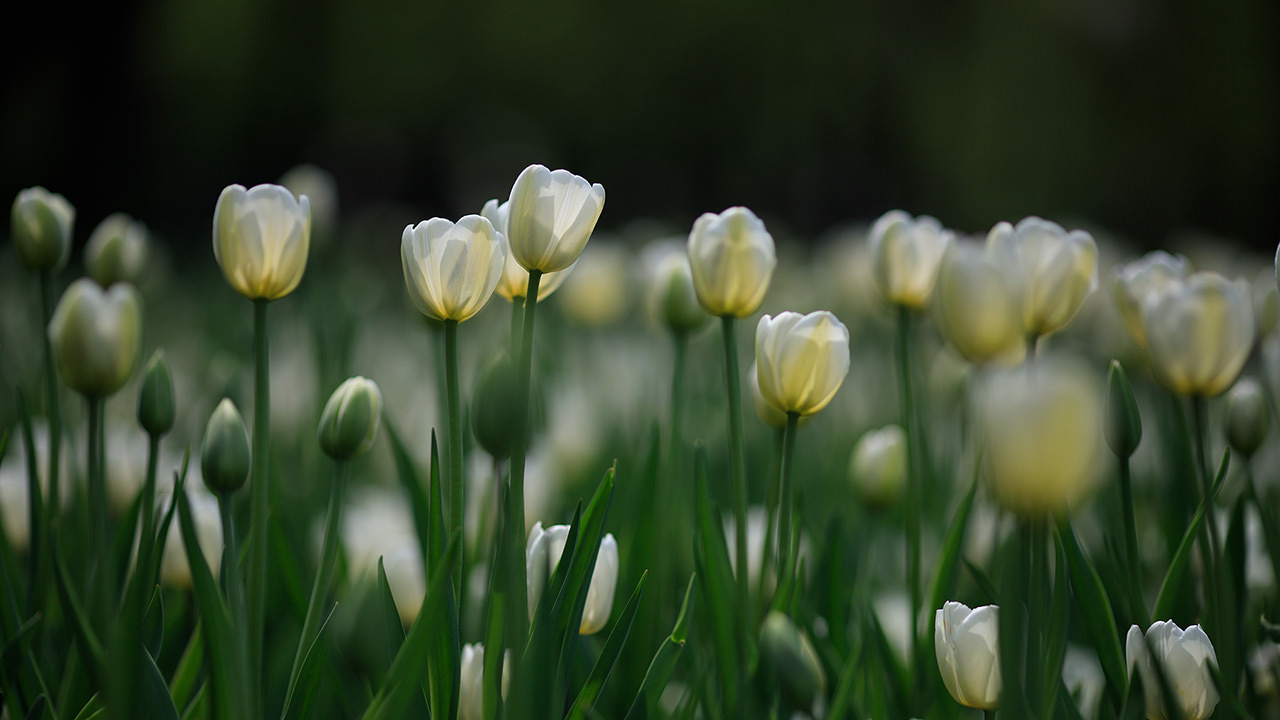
[218,492,246,635]
[760,428,783,602]
[444,318,464,604]
[509,298,523,354]
[1117,455,1147,623]
[509,269,542,648]
[776,412,800,595]
[39,271,61,525]
[667,332,688,476]
[86,397,107,601]
[719,315,751,681]
[895,306,921,677]
[138,435,161,582]
[1243,460,1280,604]
[247,298,271,708]
[1188,397,1221,618]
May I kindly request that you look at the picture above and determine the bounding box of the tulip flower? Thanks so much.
[525,522,618,634]
[1126,621,1220,720]
[401,215,508,322]
[11,186,74,273]
[849,425,907,507]
[1225,376,1269,456]
[85,212,148,287]
[935,601,1002,711]
[649,249,709,335]
[687,206,777,318]
[317,377,383,462]
[137,350,175,438]
[201,399,251,495]
[213,183,311,301]
[459,643,510,720]
[1142,271,1254,397]
[482,199,573,302]
[749,361,790,430]
[1113,251,1191,349]
[868,210,953,310]
[987,216,1097,339]
[754,311,850,417]
[48,278,143,398]
[505,164,605,274]
[557,242,631,327]
[932,241,1025,365]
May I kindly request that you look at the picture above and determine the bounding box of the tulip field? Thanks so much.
[4,165,1280,720]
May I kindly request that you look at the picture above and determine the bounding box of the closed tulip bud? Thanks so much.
[759,611,826,713]
[278,164,338,237]
[201,399,250,495]
[48,278,143,398]
[987,216,1097,337]
[482,199,574,302]
[506,164,605,273]
[1143,272,1254,397]
[755,311,851,417]
[1225,377,1269,456]
[85,212,148,286]
[401,215,507,322]
[213,183,311,301]
[525,522,619,634]
[1126,621,1220,720]
[473,351,520,459]
[1113,251,1192,349]
[976,357,1101,516]
[687,206,776,317]
[1104,360,1142,459]
[650,251,709,334]
[317,377,382,461]
[459,643,510,720]
[137,350,175,437]
[849,425,907,507]
[869,210,953,310]
[935,601,1001,710]
[932,241,1025,365]
[11,187,74,272]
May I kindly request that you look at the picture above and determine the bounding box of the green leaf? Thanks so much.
[136,645,180,720]
[71,694,104,720]
[282,603,340,720]
[926,458,981,660]
[22,695,45,720]
[146,455,188,590]
[567,571,647,719]
[1057,519,1128,700]
[623,573,696,720]
[1042,538,1071,718]
[425,433,460,720]
[143,585,165,659]
[962,558,998,605]
[51,535,105,682]
[376,557,428,717]
[383,418,432,587]
[1154,448,1229,620]
[168,621,204,710]
[823,636,866,720]
[692,445,739,709]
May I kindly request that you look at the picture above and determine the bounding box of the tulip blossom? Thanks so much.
[1113,251,1191,349]
[483,198,573,301]
[459,643,510,720]
[935,601,1001,710]
[868,209,953,310]
[525,522,618,634]
[317,377,383,461]
[987,216,1097,337]
[932,241,1026,365]
[1142,271,1255,397]
[754,311,851,417]
[1126,621,1220,720]
[849,425,907,507]
[213,183,311,301]
[687,206,777,318]
[48,278,143,398]
[401,215,507,322]
[505,164,605,274]
[11,186,74,272]
[85,212,148,287]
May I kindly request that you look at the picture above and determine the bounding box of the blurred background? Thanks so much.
[4,0,1278,252]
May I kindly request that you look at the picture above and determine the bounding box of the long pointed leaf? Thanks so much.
[1154,449,1229,620]
[623,573,696,720]
[1057,519,1128,700]
[282,603,340,720]
[692,445,739,709]
[567,571,648,719]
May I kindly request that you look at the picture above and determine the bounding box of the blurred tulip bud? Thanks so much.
[932,241,1025,365]
[459,643,510,720]
[1225,377,1269,456]
[759,611,826,713]
[402,215,507,322]
[48,278,143,398]
[869,210,953,310]
[85,212,148,286]
[558,242,631,327]
[987,216,1097,337]
[976,357,1101,516]
[473,351,520,459]
[935,601,1001,710]
[755,311,850,417]
[687,206,776,318]
[201,399,250,495]
[1104,360,1142,459]
[482,199,574,302]
[213,183,311,301]
[849,425,907,507]
[279,164,338,237]
[1142,272,1254,397]
[317,377,383,461]
[137,350,175,437]
[506,164,605,273]
[525,522,618,634]
[11,187,74,273]
[1113,251,1191,349]
[649,250,709,335]
[1126,621,1220,720]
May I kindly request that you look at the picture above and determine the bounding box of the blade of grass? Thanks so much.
[1154,449,1229,620]
[567,571,647,719]
[1056,518,1128,701]
[623,573,695,720]
[282,603,340,720]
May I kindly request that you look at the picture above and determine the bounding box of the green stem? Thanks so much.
[760,428,783,602]
[1026,332,1040,364]
[667,332,688,477]
[510,296,523,355]
[719,315,751,681]
[509,270,542,649]
[1243,460,1280,605]
[1117,456,1147,624]
[777,412,799,600]
[984,710,997,720]
[896,306,921,678]
[218,492,246,629]
[138,435,160,585]
[87,396,106,579]
[444,318,464,606]
[39,271,61,528]
[247,298,271,710]
[1188,396,1221,629]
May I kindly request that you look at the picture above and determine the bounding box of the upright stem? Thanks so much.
[719,315,751,680]
[777,412,799,598]
[87,397,106,574]
[1189,396,1221,621]
[1243,461,1280,602]
[760,428,783,601]
[247,299,271,708]
[509,270,542,649]
[444,319,464,605]
[509,297,523,355]
[895,306,921,676]
[218,493,246,628]
[1117,456,1147,624]
[667,332,688,475]
[138,435,161,583]
[39,271,61,524]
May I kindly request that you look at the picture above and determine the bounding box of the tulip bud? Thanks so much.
[459,643,510,720]
[1225,377,1269,456]
[649,251,709,335]
[317,377,383,461]
[868,210,953,310]
[755,311,851,417]
[557,242,631,327]
[1126,621,1220,720]
[749,361,790,429]
[472,351,520,459]
[482,199,574,302]
[935,601,1001,710]
[1104,360,1142,459]
[137,350,175,437]
[758,611,826,713]
[279,164,338,238]
[1113,251,1191,349]
[687,206,777,318]
[525,522,619,634]
[1142,272,1254,397]
[201,399,250,495]
[506,164,605,274]
[48,278,143,398]
[987,216,1097,337]
[85,212,148,287]
[849,425,907,507]
[932,241,1025,365]
[213,183,311,301]
[402,215,508,322]
[11,187,74,273]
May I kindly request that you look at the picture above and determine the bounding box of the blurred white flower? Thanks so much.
[932,240,1025,365]
[987,216,1097,337]
[935,601,1001,710]
[0,423,72,552]
[279,164,338,236]
[1113,251,1191,349]
[459,643,510,720]
[869,210,953,310]
[156,487,222,590]
[85,212,149,287]
[1142,271,1255,397]
[525,522,618,634]
[213,183,311,301]
[849,425,907,507]
[1126,621,1220,720]
[1062,644,1105,720]
[557,241,632,327]
[340,487,425,623]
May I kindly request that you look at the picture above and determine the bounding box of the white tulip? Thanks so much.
[932,240,1025,365]
[482,198,573,301]
[401,215,507,322]
[869,210,953,310]
[459,643,510,720]
[1142,271,1255,397]
[525,522,618,634]
[935,601,1001,710]
[506,164,605,273]
[1126,621,1220,720]
[755,311,851,417]
[48,278,143,398]
[1112,251,1191,349]
[213,183,311,301]
[987,216,1097,337]
[687,206,777,318]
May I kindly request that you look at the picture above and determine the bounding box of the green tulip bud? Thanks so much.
[86,212,149,287]
[137,350,175,437]
[1225,377,1269,457]
[651,251,709,335]
[201,399,250,495]
[11,187,75,273]
[1104,360,1142,459]
[317,377,382,461]
[758,611,825,713]
[473,351,519,459]
[48,278,143,398]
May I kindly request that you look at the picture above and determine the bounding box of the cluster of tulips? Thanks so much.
[2,162,1279,720]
